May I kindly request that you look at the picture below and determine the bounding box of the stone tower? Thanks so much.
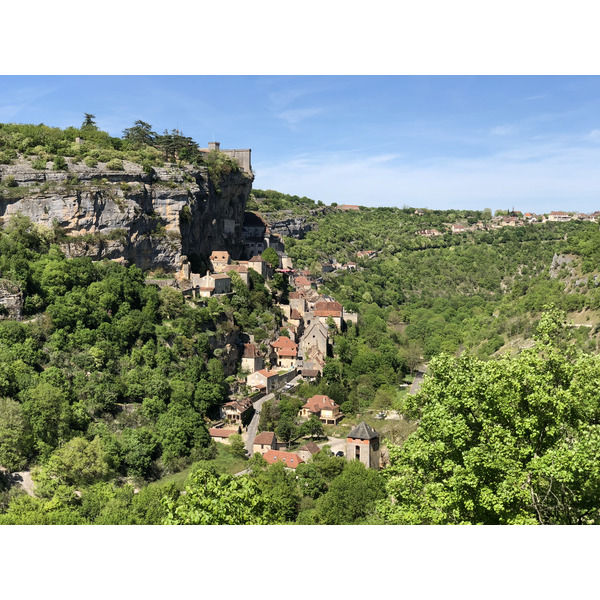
[346,422,380,470]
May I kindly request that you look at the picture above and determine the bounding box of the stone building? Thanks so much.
[346,422,380,470]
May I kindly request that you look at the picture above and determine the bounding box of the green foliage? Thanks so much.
[106,158,124,171]
[261,247,280,270]
[52,155,68,171]
[163,467,283,524]
[378,311,600,524]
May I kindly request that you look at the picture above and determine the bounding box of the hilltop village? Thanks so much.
[167,209,369,468]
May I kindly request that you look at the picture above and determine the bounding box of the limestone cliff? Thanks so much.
[0,159,253,270]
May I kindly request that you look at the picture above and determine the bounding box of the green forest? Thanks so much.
[3,167,600,523]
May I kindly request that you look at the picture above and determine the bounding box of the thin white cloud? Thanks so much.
[253,142,600,214]
[585,129,600,141]
[490,124,518,136]
[275,107,323,126]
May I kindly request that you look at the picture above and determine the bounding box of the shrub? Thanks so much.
[31,158,47,170]
[0,152,12,164]
[106,158,124,171]
[84,156,98,168]
[52,156,68,171]
[3,175,17,187]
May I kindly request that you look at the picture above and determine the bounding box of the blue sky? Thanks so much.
[2,75,600,214]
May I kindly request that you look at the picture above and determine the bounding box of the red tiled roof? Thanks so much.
[243,343,261,358]
[314,300,343,318]
[302,394,340,413]
[262,450,304,469]
[271,336,298,349]
[254,431,276,446]
[209,428,238,438]
[249,255,266,263]
[294,276,311,287]
[290,309,303,320]
[210,251,230,261]
[255,369,279,379]
[276,347,297,357]
[297,441,321,455]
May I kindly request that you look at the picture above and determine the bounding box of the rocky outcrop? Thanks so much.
[0,280,23,320]
[0,159,253,271]
[549,253,575,279]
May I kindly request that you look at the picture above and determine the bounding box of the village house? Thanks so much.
[299,319,328,373]
[451,223,467,234]
[294,275,313,292]
[280,255,294,269]
[338,204,360,211]
[314,298,344,329]
[209,428,239,445]
[299,394,343,425]
[246,368,281,394]
[241,343,263,374]
[296,441,321,463]
[223,263,250,285]
[193,272,231,298]
[248,255,270,278]
[209,250,231,271]
[262,449,304,469]
[416,229,441,237]
[289,291,307,315]
[252,431,278,455]
[547,211,571,222]
[288,308,304,332]
[221,397,253,426]
[271,336,298,368]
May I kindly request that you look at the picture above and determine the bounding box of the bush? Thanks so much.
[3,175,17,187]
[84,156,98,168]
[106,158,124,171]
[0,152,12,164]
[52,156,68,171]
[31,158,47,170]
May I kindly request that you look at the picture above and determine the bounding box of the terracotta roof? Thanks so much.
[302,395,340,413]
[262,450,304,469]
[347,422,379,440]
[314,300,343,318]
[224,398,253,412]
[254,431,277,446]
[289,292,303,299]
[210,251,230,261]
[271,336,298,349]
[297,441,321,455]
[290,309,303,320]
[212,273,231,280]
[301,369,320,377]
[276,347,297,357]
[224,264,249,273]
[243,343,261,358]
[294,276,311,287]
[209,428,238,438]
[255,369,279,379]
[249,255,266,263]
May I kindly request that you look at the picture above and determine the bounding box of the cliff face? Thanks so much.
[0,160,253,270]
[260,207,328,239]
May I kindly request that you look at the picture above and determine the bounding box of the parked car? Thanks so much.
[336,451,345,457]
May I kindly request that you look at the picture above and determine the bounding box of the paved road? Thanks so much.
[243,374,304,455]
[409,364,428,395]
